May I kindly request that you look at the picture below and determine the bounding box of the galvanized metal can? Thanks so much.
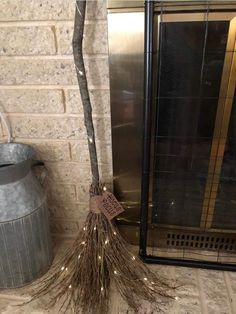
[0,143,53,288]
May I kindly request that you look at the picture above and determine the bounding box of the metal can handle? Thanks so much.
[32,160,47,185]
[0,111,12,143]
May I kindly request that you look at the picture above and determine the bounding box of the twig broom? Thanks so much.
[30,1,173,313]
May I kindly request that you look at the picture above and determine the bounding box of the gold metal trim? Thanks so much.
[161,12,236,22]
[152,224,236,234]
[201,17,236,229]
[107,0,236,11]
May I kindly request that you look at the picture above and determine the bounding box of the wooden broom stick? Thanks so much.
[73,0,100,188]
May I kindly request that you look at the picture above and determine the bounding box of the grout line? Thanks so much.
[15,138,110,144]
[68,142,73,161]
[51,233,77,240]
[0,85,109,90]
[0,54,107,60]
[0,20,106,27]
[61,89,67,113]
[196,269,208,314]
[51,25,58,54]
[1,137,111,144]
[5,113,110,118]
[224,272,236,314]
[0,137,112,145]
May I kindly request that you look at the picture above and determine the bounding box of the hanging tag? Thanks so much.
[99,192,124,220]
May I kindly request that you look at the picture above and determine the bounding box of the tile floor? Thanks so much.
[0,241,236,314]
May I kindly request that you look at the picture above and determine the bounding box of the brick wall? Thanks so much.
[0,0,112,237]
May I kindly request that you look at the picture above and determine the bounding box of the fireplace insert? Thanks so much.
[107,1,236,269]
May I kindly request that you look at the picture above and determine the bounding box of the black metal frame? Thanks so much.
[139,0,236,271]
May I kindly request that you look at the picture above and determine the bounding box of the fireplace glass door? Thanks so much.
[152,13,236,235]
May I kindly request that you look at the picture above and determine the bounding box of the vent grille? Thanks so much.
[166,232,236,252]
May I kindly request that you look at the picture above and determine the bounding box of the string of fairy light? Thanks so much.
[58,173,180,298]
[58,223,179,296]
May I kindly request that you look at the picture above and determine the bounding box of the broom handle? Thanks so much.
[72,1,100,188]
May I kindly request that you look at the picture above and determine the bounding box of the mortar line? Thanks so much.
[51,25,59,54]
[0,85,109,90]
[4,113,110,118]
[2,137,111,144]
[224,271,236,314]
[196,269,208,314]
[61,89,67,113]
[0,20,106,27]
[0,138,111,145]
[51,233,77,240]
[68,142,73,161]
[0,54,107,60]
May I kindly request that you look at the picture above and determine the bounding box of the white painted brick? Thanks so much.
[0,0,110,238]
[48,202,88,221]
[50,218,79,235]
[47,183,76,203]
[0,58,109,87]
[8,115,111,141]
[8,116,86,139]
[0,0,75,21]
[0,89,64,113]
[25,140,71,161]
[0,0,106,21]
[45,161,91,184]
[76,183,90,203]
[86,1,107,20]
[70,141,112,165]
[0,27,56,55]
[57,21,108,55]
[66,89,110,114]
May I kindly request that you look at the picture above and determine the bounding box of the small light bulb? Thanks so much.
[175,296,179,301]
[98,255,102,260]
[79,70,83,76]
[103,186,107,191]
[105,239,109,244]
[101,287,104,292]
[61,266,65,271]
[65,267,68,271]
[83,227,86,231]
[81,241,85,245]
[113,232,117,235]
[171,201,175,205]
[144,277,148,281]
[132,256,136,260]
[78,255,81,259]
[69,284,72,289]
[114,270,118,275]
[151,281,155,285]
[94,226,96,231]
[89,138,93,143]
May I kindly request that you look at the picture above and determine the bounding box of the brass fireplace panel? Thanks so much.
[118,224,236,263]
[107,3,236,254]
[107,1,236,12]
[201,16,236,229]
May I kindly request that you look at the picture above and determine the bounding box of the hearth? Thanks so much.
[107,1,236,268]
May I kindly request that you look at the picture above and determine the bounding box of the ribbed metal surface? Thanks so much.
[0,143,53,288]
[0,203,53,288]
